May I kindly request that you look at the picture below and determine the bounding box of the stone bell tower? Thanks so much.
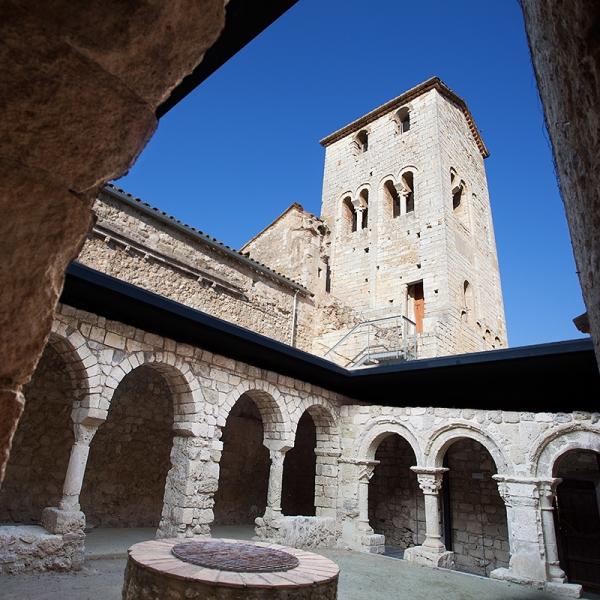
[318,77,507,357]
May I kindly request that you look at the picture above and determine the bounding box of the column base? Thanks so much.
[360,532,385,554]
[490,568,582,598]
[41,507,85,534]
[404,545,455,569]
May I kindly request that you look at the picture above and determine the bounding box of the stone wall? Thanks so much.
[520,0,600,370]
[242,204,327,293]
[80,366,173,528]
[446,438,509,576]
[79,189,316,352]
[368,434,424,549]
[0,344,74,524]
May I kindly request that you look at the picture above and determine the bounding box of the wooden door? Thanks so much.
[556,479,600,591]
[409,282,424,333]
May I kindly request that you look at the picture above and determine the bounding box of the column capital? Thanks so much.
[537,478,562,509]
[411,467,447,494]
[73,422,99,445]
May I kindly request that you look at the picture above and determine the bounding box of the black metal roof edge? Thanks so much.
[156,0,300,118]
[65,261,346,378]
[61,263,597,409]
[100,185,312,297]
[348,337,593,378]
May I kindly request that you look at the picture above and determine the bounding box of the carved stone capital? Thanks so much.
[73,422,99,445]
[411,467,447,495]
[537,478,562,510]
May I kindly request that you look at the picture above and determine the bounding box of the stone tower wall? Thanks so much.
[435,93,507,351]
[318,85,506,357]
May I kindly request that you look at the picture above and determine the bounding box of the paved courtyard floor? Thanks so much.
[1,527,598,600]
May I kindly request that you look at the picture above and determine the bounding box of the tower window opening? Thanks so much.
[356,130,369,153]
[384,180,401,218]
[402,171,415,213]
[396,106,410,133]
[343,196,357,233]
[463,280,474,325]
[359,189,369,229]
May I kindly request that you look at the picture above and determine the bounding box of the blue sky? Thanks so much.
[117,0,585,348]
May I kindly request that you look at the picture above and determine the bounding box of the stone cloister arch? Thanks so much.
[342,420,424,553]
[368,433,422,553]
[281,401,341,518]
[530,427,600,592]
[0,331,97,525]
[419,424,510,576]
[70,352,202,538]
[213,385,290,531]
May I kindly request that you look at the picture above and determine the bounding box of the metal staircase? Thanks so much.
[323,314,418,368]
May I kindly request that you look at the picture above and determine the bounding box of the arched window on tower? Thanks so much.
[384,180,401,218]
[355,130,369,153]
[462,280,474,325]
[451,169,469,228]
[401,171,415,213]
[359,189,369,229]
[395,106,410,134]
[343,196,357,233]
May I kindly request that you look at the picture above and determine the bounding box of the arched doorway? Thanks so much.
[281,411,317,516]
[368,434,421,554]
[443,438,509,576]
[554,449,600,591]
[0,341,75,524]
[213,393,270,526]
[80,365,174,529]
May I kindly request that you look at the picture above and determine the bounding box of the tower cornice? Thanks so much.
[319,76,489,159]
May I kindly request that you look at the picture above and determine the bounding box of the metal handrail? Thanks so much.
[324,313,417,359]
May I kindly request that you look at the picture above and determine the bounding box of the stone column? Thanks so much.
[314,449,341,518]
[159,422,216,539]
[400,191,409,216]
[404,467,454,568]
[354,460,385,553]
[490,476,581,597]
[356,461,378,532]
[538,478,580,595]
[42,421,100,534]
[265,448,288,518]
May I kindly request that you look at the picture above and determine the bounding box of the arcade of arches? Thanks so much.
[0,304,599,599]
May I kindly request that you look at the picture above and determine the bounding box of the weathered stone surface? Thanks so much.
[0,0,227,484]
[0,525,84,574]
[520,0,600,369]
[41,508,85,535]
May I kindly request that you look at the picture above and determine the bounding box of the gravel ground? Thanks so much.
[2,549,597,600]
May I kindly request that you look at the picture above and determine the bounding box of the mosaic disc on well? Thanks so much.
[171,541,301,572]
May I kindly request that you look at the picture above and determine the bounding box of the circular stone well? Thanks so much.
[122,538,339,599]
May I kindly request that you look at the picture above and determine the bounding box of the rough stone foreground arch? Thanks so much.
[424,422,510,474]
[220,381,290,444]
[354,418,423,465]
[103,352,203,426]
[530,424,600,479]
[1,2,227,483]
[48,324,102,411]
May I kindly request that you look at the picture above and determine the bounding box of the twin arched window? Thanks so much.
[342,190,369,234]
[382,171,415,218]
